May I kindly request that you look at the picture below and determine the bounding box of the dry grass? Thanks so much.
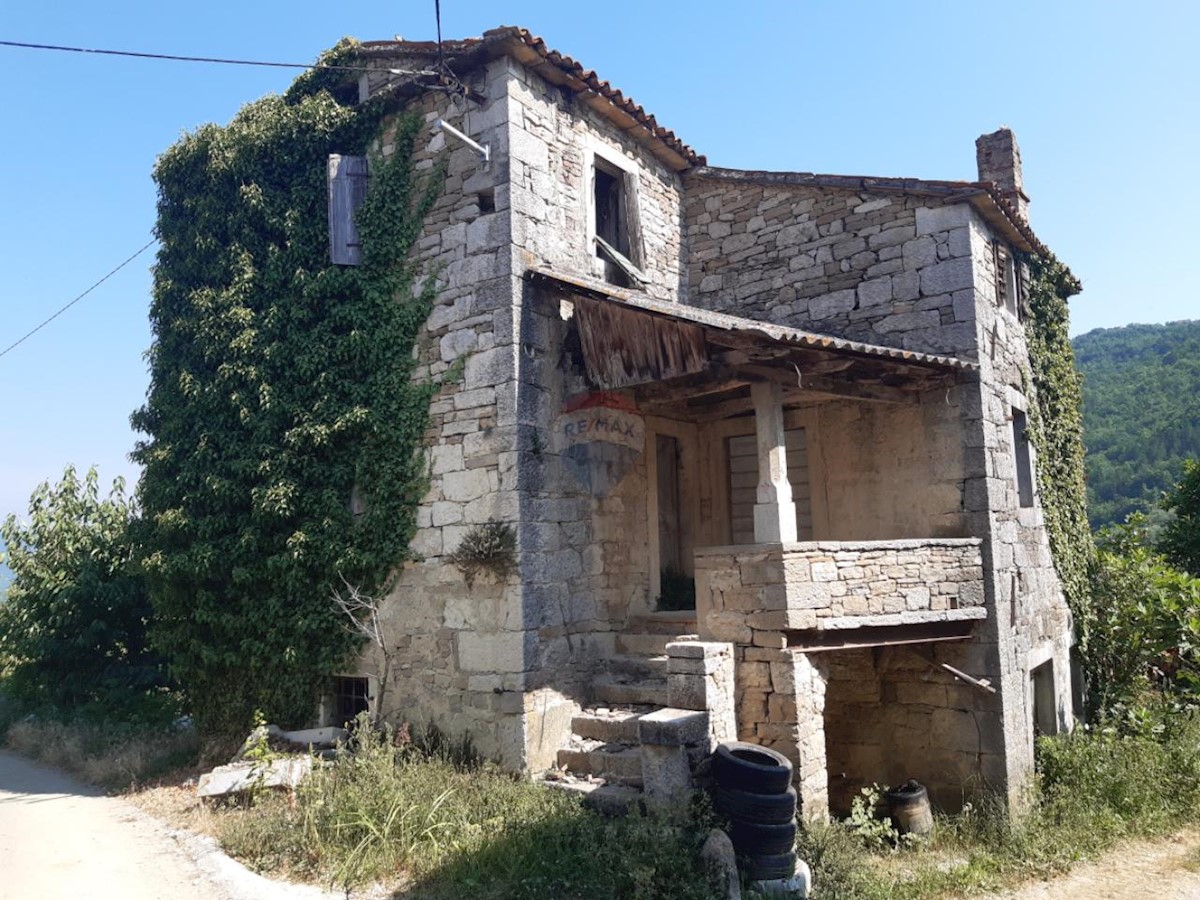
[5,718,199,791]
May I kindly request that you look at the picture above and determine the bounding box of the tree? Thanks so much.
[1160,458,1200,577]
[0,466,168,720]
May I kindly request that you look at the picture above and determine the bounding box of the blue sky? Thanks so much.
[1,0,1196,522]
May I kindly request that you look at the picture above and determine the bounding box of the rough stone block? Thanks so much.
[638,707,710,746]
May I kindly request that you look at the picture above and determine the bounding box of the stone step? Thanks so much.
[541,777,643,817]
[571,708,645,744]
[594,676,669,707]
[608,653,668,680]
[616,632,699,656]
[628,612,699,635]
[556,742,644,786]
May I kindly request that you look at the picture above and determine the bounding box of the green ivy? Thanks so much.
[1022,252,1095,646]
[132,40,444,735]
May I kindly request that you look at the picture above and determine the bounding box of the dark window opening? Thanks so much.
[1031,660,1057,736]
[332,676,369,727]
[594,164,627,258]
[476,188,495,214]
[1012,408,1034,508]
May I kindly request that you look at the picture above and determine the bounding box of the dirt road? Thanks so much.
[0,749,222,899]
[986,828,1200,900]
[0,750,342,900]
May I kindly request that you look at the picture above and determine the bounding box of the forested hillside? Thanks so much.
[1074,320,1200,528]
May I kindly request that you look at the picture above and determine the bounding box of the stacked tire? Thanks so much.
[712,741,798,881]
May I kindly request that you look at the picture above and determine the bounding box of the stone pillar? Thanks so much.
[768,650,829,822]
[751,381,797,544]
[665,641,737,747]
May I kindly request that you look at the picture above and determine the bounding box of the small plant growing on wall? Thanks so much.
[448,521,517,587]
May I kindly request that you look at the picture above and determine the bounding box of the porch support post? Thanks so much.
[751,381,797,543]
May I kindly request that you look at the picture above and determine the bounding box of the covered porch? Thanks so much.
[531,267,996,816]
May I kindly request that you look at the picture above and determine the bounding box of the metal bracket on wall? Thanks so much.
[435,118,490,165]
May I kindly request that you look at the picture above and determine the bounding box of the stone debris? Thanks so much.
[197,757,313,801]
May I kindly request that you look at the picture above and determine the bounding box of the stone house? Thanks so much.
[329,27,1077,818]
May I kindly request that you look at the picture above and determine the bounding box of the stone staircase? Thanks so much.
[550,612,697,804]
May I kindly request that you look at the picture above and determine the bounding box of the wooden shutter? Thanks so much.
[328,154,368,266]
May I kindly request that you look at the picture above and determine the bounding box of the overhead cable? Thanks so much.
[0,39,434,76]
[0,238,157,361]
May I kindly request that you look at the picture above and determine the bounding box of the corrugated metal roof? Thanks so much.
[526,267,979,372]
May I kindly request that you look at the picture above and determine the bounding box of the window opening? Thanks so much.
[591,155,647,286]
[994,242,1019,318]
[331,675,369,726]
[476,188,495,214]
[1011,407,1034,508]
[1031,660,1057,736]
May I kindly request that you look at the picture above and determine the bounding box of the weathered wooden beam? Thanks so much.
[787,619,977,652]
[739,364,915,405]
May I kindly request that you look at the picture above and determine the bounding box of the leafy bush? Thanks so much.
[1085,516,1200,716]
[0,466,171,722]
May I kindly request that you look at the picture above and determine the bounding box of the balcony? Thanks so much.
[694,538,985,649]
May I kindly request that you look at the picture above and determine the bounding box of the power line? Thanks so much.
[0,238,157,361]
[0,40,435,76]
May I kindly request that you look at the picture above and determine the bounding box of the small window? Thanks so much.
[1011,408,1034,508]
[331,675,369,727]
[1031,660,1057,736]
[591,155,646,286]
[994,243,1019,318]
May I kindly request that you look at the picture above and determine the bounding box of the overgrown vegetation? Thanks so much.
[799,713,1200,899]
[1073,320,1200,529]
[1022,252,1094,633]
[1161,458,1200,577]
[1086,514,1200,717]
[217,722,717,899]
[447,520,518,587]
[132,40,444,736]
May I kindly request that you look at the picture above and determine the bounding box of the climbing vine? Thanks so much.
[133,39,444,735]
[1021,252,1094,643]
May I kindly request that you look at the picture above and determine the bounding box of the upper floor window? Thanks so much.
[994,242,1021,319]
[587,145,646,287]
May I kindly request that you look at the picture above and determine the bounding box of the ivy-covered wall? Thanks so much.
[133,41,444,734]
[1023,253,1093,639]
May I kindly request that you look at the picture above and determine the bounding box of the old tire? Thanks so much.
[728,819,797,856]
[741,849,799,881]
[713,741,793,794]
[715,784,798,826]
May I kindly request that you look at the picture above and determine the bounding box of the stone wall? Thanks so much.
[683,174,979,359]
[352,60,530,767]
[823,645,1006,813]
[960,207,1075,805]
[694,539,985,638]
[802,394,970,541]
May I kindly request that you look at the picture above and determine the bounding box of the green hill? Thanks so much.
[1073,320,1200,529]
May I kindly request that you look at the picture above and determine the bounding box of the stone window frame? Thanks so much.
[582,136,647,285]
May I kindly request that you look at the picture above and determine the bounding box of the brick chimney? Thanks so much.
[976,127,1029,222]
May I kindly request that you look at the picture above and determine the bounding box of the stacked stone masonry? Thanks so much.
[335,32,1077,815]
